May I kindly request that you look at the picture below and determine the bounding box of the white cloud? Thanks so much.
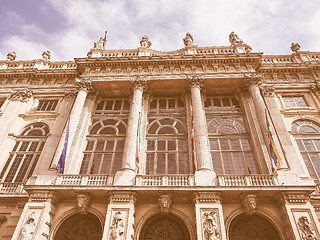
[1,0,320,61]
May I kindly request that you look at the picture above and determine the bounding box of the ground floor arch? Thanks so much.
[139,213,190,240]
[229,213,281,240]
[54,213,102,240]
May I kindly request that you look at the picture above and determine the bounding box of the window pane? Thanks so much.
[157,154,165,174]
[168,154,176,174]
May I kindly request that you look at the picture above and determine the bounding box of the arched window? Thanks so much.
[0,123,49,182]
[292,119,320,180]
[146,98,189,174]
[205,96,258,174]
[80,99,129,174]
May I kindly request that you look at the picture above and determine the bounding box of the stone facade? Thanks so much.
[0,32,320,239]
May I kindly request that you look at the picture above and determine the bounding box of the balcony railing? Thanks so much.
[55,174,114,186]
[0,183,25,194]
[136,175,195,186]
[217,174,277,187]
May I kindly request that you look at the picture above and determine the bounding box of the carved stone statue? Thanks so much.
[7,51,16,61]
[242,194,257,216]
[158,194,172,213]
[140,35,152,48]
[183,32,194,47]
[229,31,243,46]
[94,31,107,50]
[298,216,317,240]
[42,50,51,60]
[76,193,91,214]
[202,211,219,240]
[291,42,301,53]
[19,212,36,240]
[109,211,125,240]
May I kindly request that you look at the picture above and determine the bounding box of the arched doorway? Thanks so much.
[139,213,190,240]
[229,214,281,240]
[54,213,102,240]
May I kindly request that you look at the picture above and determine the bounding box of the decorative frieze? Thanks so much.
[194,192,221,204]
[10,88,32,102]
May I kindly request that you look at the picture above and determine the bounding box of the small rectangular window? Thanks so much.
[37,100,58,111]
[282,96,308,108]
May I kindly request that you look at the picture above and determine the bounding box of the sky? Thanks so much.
[0,0,319,61]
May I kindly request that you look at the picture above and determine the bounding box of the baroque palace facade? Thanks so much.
[0,32,320,240]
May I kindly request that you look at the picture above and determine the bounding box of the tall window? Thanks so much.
[205,96,258,174]
[80,99,129,174]
[146,97,189,174]
[0,123,49,182]
[292,119,320,180]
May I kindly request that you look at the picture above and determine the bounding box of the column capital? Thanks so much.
[186,74,204,89]
[130,76,148,91]
[10,88,32,102]
[76,77,95,93]
[310,81,320,96]
[244,73,262,89]
[260,85,275,97]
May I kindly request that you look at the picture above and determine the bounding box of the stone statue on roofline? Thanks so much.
[94,31,107,50]
[42,50,51,60]
[140,35,152,48]
[229,31,243,46]
[7,51,16,61]
[183,32,194,47]
[291,42,301,53]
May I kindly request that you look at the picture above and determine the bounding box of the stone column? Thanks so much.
[11,191,59,240]
[52,78,93,172]
[187,75,216,186]
[245,74,294,174]
[114,76,147,185]
[277,192,320,240]
[194,192,226,240]
[102,192,136,240]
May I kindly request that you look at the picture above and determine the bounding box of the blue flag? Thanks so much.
[266,111,281,173]
[57,120,70,174]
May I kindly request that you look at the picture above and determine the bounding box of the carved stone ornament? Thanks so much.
[0,215,7,227]
[19,212,36,240]
[109,211,125,240]
[7,51,16,61]
[76,193,91,214]
[229,31,243,46]
[187,74,204,89]
[245,44,252,53]
[260,85,275,97]
[183,32,194,47]
[10,88,32,102]
[291,42,301,53]
[140,35,152,48]
[42,50,51,60]
[310,82,320,96]
[158,194,172,214]
[76,78,95,93]
[130,76,148,92]
[298,216,317,240]
[242,194,257,216]
[202,211,219,240]
[244,73,262,88]
[93,31,107,50]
